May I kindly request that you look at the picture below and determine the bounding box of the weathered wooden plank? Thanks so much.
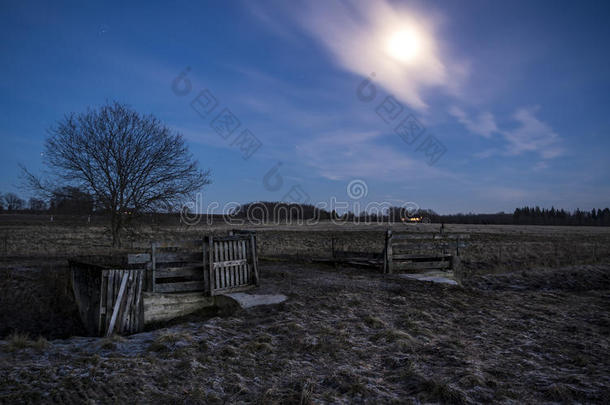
[151,243,157,292]
[239,240,246,285]
[106,272,129,336]
[214,239,220,289]
[385,229,393,274]
[393,260,451,271]
[151,240,204,249]
[213,259,248,269]
[143,292,215,324]
[121,272,136,334]
[105,270,115,334]
[391,233,437,240]
[116,271,130,334]
[223,241,229,287]
[131,271,142,333]
[127,253,151,264]
[239,241,245,285]
[211,284,256,296]
[393,253,453,260]
[155,265,204,279]
[213,235,252,242]
[232,241,238,285]
[250,234,259,286]
[154,280,206,293]
[392,233,470,240]
[98,271,107,334]
[202,239,209,296]
[207,236,214,295]
[154,252,203,264]
[392,242,467,252]
[224,241,230,286]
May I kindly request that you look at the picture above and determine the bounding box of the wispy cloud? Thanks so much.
[452,106,563,160]
[504,107,563,158]
[295,130,449,181]
[449,106,497,138]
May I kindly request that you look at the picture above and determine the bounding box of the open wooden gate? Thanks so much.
[383,230,469,274]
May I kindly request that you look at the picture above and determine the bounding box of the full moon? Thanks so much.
[386,29,421,63]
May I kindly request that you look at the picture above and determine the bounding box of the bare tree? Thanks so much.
[4,193,25,211]
[23,102,211,246]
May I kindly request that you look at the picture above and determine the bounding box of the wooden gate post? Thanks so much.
[383,229,393,274]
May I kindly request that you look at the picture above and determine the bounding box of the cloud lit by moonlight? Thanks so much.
[297,0,462,110]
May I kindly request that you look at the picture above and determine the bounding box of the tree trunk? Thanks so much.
[111,213,122,248]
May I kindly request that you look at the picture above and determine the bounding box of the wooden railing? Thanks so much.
[383,230,469,274]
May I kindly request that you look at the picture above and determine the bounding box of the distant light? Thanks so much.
[386,29,421,63]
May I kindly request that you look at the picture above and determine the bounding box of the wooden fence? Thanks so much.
[71,232,260,336]
[127,234,259,295]
[383,230,469,274]
[70,261,145,336]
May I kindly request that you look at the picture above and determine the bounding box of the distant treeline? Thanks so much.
[429,207,610,226]
[232,202,610,227]
[2,191,609,227]
[0,187,93,214]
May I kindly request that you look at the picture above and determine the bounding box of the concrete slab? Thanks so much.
[218,293,288,310]
[400,272,459,285]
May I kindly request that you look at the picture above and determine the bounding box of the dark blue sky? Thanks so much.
[2,0,609,214]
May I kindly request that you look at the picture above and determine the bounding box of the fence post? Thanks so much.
[250,234,260,286]
[150,242,157,293]
[383,229,393,274]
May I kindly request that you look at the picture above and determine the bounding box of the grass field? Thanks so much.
[0,221,609,403]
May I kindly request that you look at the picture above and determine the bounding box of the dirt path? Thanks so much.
[1,262,609,403]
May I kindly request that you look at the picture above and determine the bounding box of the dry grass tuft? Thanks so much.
[363,315,386,329]
[6,331,48,352]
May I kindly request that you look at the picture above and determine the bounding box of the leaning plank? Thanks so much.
[120,272,136,334]
[154,280,206,293]
[106,272,129,337]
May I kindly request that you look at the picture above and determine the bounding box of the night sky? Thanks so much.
[2,0,609,214]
